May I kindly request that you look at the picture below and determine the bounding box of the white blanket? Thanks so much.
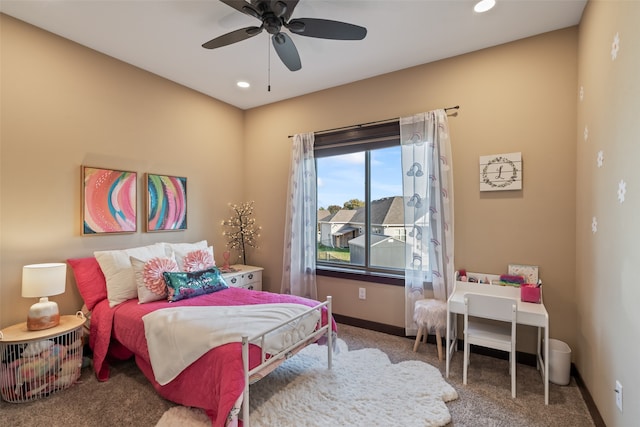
[142,303,320,385]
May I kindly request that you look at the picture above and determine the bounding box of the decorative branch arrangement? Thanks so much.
[221,201,261,265]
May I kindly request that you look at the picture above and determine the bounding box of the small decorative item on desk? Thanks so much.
[497,274,525,287]
[221,201,261,265]
[458,269,494,284]
[520,282,542,303]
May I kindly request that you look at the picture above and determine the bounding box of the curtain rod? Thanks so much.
[288,105,460,138]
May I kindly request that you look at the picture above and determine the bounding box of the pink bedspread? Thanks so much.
[90,287,334,427]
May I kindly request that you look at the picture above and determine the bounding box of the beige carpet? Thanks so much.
[341,324,596,427]
[0,323,595,427]
[156,338,458,426]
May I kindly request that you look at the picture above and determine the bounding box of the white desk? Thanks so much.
[445,281,549,404]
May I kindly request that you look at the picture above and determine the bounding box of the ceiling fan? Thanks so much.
[202,0,367,71]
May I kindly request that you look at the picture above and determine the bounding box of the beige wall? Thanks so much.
[245,27,579,355]
[576,1,640,426]
[0,14,246,327]
[1,15,579,354]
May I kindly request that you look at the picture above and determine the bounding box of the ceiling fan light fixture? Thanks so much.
[474,0,496,13]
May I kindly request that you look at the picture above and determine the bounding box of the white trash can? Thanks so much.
[548,339,571,385]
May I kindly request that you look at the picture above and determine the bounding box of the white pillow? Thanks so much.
[162,240,214,271]
[95,243,167,307]
[131,254,179,304]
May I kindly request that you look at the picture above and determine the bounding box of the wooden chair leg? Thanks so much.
[435,329,443,361]
[413,327,423,352]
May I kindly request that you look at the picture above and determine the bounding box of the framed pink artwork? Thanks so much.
[145,173,187,232]
[82,166,137,235]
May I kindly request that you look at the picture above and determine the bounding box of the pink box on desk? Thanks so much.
[520,284,541,303]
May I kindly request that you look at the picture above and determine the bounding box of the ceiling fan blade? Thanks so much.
[286,18,367,40]
[202,26,263,49]
[219,0,262,19]
[272,32,301,71]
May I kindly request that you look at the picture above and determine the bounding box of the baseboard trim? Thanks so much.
[334,314,538,365]
[572,365,606,427]
[335,314,605,426]
[333,314,405,336]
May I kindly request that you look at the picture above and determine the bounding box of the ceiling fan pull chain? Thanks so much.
[268,36,271,92]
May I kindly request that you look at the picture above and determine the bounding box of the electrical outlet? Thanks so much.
[358,288,366,300]
[615,380,623,412]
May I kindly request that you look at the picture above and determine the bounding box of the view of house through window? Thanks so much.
[317,145,404,273]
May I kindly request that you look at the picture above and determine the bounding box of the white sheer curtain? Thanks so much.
[401,110,455,334]
[281,132,318,299]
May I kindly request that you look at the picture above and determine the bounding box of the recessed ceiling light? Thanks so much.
[474,0,496,13]
[237,81,250,88]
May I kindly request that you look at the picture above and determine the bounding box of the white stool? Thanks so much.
[413,298,447,360]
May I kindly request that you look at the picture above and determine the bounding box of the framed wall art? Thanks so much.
[82,166,137,235]
[146,173,187,232]
[479,152,522,191]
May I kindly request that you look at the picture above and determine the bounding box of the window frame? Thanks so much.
[315,121,404,286]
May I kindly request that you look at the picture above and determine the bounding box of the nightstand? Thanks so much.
[0,313,85,403]
[221,264,263,291]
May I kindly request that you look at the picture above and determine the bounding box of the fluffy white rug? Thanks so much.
[156,339,458,427]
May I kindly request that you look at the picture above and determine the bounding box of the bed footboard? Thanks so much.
[240,295,333,426]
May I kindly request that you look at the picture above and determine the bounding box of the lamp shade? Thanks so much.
[22,263,66,298]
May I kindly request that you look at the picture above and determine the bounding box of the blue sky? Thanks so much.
[317,146,402,209]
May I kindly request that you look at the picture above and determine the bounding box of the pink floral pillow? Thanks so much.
[182,247,215,272]
[131,256,179,303]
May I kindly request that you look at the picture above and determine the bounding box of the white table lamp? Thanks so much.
[22,263,66,331]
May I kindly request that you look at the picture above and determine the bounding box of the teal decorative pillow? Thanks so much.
[163,267,228,302]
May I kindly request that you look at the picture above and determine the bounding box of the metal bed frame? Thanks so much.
[240,296,333,426]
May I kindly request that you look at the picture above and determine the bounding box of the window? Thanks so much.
[315,121,405,283]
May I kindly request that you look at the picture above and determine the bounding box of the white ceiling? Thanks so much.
[1,0,587,110]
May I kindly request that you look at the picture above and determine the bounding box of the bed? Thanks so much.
[68,244,335,427]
